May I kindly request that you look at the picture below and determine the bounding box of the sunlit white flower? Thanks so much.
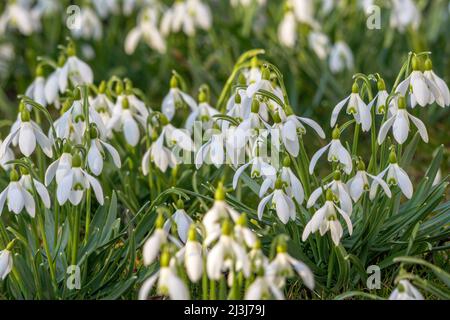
[161,0,211,37]
[71,7,103,41]
[45,151,72,186]
[125,7,166,54]
[161,77,197,121]
[378,96,428,145]
[389,280,423,300]
[331,83,372,132]
[309,128,352,174]
[329,41,354,74]
[232,154,276,190]
[195,131,225,168]
[0,249,13,280]
[0,139,14,170]
[278,9,296,48]
[246,67,278,99]
[368,79,389,114]
[423,59,450,107]
[308,31,330,60]
[185,97,219,131]
[0,2,40,36]
[59,50,94,92]
[18,172,50,210]
[266,243,314,289]
[89,84,114,126]
[302,189,353,246]
[92,0,119,19]
[0,110,53,158]
[257,180,296,224]
[233,213,257,248]
[292,0,319,28]
[390,0,420,32]
[370,151,413,199]
[0,170,36,217]
[143,225,167,266]
[25,69,46,107]
[87,129,121,176]
[139,252,189,300]
[163,206,193,243]
[348,161,391,201]
[245,275,284,300]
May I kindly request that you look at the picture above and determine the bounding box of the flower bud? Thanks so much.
[170,75,178,88]
[19,166,29,175]
[357,159,366,171]
[198,90,207,103]
[187,225,197,242]
[115,80,124,95]
[272,111,282,123]
[238,73,247,86]
[411,55,420,71]
[237,213,247,226]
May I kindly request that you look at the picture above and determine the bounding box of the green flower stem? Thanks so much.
[352,123,360,156]
[84,188,91,244]
[71,205,81,265]
[326,243,336,289]
[210,280,217,300]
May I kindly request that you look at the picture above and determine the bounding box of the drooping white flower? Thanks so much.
[44,63,64,109]
[161,77,197,121]
[0,139,14,170]
[0,249,13,280]
[232,154,276,190]
[331,83,372,132]
[139,252,189,300]
[71,7,103,41]
[92,0,119,19]
[161,0,211,37]
[181,225,203,282]
[257,180,296,224]
[266,242,314,289]
[422,59,450,108]
[18,172,50,209]
[368,79,389,115]
[309,128,352,174]
[0,169,36,217]
[347,160,391,201]
[246,67,279,99]
[233,213,257,249]
[370,151,413,199]
[25,69,46,107]
[291,0,319,28]
[87,130,121,176]
[308,31,330,60]
[389,280,424,300]
[302,189,353,246]
[278,10,297,48]
[125,6,166,54]
[163,205,193,243]
[185,96,219,132]
[143,226,167,266]
[59,49,94,92]
[329,41,354,74]
[89,84,114,127]
[0,2,40,36]
[378,96,428,145]
[195,131,225,168]
[245,275,284,300]
[390,0,420,33]
[0,109,53,158]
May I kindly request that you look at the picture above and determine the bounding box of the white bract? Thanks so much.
[389,280,424,300]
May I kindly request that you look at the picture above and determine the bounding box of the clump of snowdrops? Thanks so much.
[0,39,449,300]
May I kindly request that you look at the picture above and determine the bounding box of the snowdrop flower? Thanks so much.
[0,109,53,158]
[370,150,413,199]
[44,55,65,109]
[246,67,277,99]
[309,127,352,174]
[232,152,276,190]
[92,0,119,19]
[185,90,219,131]
[389,280,423,300]
[195,131,225,168]
[390,0,420,33]
[0,139,14,170]
[183,226,203,282]
[257,178,296,224]
[278,7,297,48]
[308,31,330,60]
[71,7,103,41]
[302,189,353,246]
[422,58,450,107]
[368,78,389,115]
[348,160,391,201]
[266,241,314,289]
[329,41,354,74]
[161,76,197,121]
[18,169,50,210]
[125,6,166,54]
[245,274,284,300]
[25,66,46,107]
[87,126,121,176]
[206,220,250,280]
[0,1,39,36]
[307,170,353,214]
[331,82,372,132]
[396,57,446,108]
[0,246,13,280]
[89,82,114,126]
[46,153,104,206]
[231,0,266,7]
[233,213,257,248]
[378,96,428,145]
[139,251,189,300]
[292,0,319,28]
[163,201,193,243]
[225,90,251,126]
[0,169,36,217]
[58,44,94,92]
[143,214,168,266]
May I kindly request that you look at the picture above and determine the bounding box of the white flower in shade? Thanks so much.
[233,214,257,248]
[390,0,420,32]
[233,154,276,190]
[224,90,251,127]
[329,41,354,74]
[161,0,211,37]
[422,59,450,107]
[308,31,330,60]
[25,70,46,107]
[266,242,314,289]
[125,7,166,54]
[87,129,121,176]
[389,280,423,300]
[108,96,148,146]
[331,83,372,132]
[257,180,296,224]
[161,77,197,121]
[0,170,36,217]
[59,50,93,92]
[368,79,389,115]
[183,226,203,282]
[163,205,193,243]
[348,160,391,201]
[89,85,114,127]
[0,2,39,36]
[139,252,189,300]
[0,140,14,170]
[143,226,167,266]
[46,153,104,206]
[378,96,428,145]
[44,64,63,109]
[278,10,296,48]
[302,189,353,246]
[0,110,53,158]
[309,128,352,174]
[18,172,50,210]
[307,171,353,215]
[71,7,102,41]
[370,151,413,199]
[0,248,13,280]
[245,275,284,300]
[92,0,119,19]
[206,221,250,280]
[195,132,225,169]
